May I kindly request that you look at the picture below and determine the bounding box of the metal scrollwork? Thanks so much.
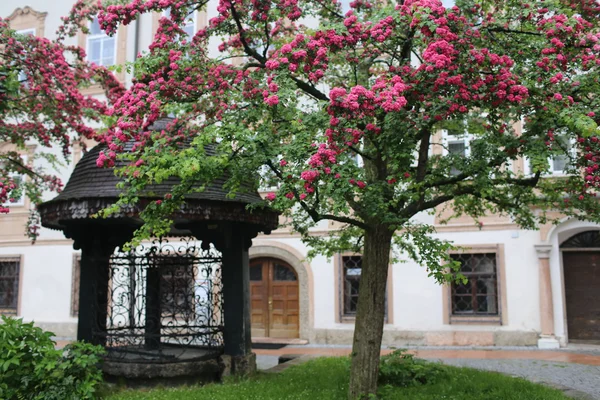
[94,237,224,363]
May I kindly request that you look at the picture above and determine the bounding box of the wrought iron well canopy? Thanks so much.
[38,119,278,382]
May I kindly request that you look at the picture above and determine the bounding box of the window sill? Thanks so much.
[339,316,390,325]
[449,316,502,325]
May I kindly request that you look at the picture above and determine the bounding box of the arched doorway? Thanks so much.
[561,231,600,343]
[249,258,299,338]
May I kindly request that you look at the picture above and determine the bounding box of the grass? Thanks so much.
[105,357,569,400]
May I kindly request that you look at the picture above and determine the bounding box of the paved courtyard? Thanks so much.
[434,358,600,399]
[255,345,600,399]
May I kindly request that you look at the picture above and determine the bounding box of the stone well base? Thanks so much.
[102,350,257,387]
[220,352,257,377]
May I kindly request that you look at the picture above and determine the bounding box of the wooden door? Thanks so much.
[563,251,600,342]
[249,258,299,339]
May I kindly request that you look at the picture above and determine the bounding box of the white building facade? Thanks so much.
[1,0,599,350]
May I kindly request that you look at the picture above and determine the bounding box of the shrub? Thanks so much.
[378,349,447,387]
[0,316,105,400]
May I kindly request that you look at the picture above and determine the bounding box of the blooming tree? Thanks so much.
[0,3,122,239]
[93,0,600,397]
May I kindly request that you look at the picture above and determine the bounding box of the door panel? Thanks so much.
[249,262,267,338]
[563,252,600,341]
[249,259,299,339]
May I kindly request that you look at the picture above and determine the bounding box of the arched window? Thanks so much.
[560,231,600,249]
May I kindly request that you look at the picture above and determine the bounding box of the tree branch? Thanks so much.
[485,27,543,37]
[348,145,373,161]
[400,171,543,219]
[290,76,329,101]
[230,5,266,63]
[264,158,368,229]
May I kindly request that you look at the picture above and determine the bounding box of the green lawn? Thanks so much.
[105,357,569,400]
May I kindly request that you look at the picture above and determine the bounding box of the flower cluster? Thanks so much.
[86,0,600,218]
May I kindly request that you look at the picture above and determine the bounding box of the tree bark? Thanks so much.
[348,224,393,399]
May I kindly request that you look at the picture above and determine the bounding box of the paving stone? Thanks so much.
[431,358,600,399]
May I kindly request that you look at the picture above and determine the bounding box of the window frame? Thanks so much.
[341,255,362,317]
[335,253,392,324]
[548,136,577,176]
[443,244,507,325]
[86,17,117,67]
[441,129,473,176]
[163,8,197,43]
[521,128,577,177]
[441,129,472,158]
[15,28,36,85]
[0,255,23,316]
[450,252,499,316]
[1,154,28,207]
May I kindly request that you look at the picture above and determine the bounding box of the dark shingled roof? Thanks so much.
[49,143,262,204]
[38,118,278,233]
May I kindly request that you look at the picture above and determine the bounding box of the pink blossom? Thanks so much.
[265,95,280,106]
[301,170,320,182]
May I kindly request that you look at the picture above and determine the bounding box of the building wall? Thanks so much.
[251,229,542,346]
[0,241,78,337]
[0,1,592,348]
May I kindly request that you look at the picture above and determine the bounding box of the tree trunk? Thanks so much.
[348,224,393,399]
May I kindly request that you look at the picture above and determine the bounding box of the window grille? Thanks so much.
[342,256,362,316]
[450,253,498,316]
[0,257,20,316]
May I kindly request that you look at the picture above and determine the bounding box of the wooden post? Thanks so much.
[220,225,252,357]
[76,237,115,346]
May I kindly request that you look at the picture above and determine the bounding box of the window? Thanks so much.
[450,253,498,316]
[71,255,81,317]
[15,29,35,85]
[87,17,116,66]
[341,256,361,316]
[442,130,472,176]
[549,135,575,175]
[0,257,21,316]
[1,155,27,207]
[164,8,196,42]
[337,255,391,322]
[521,126,575,176]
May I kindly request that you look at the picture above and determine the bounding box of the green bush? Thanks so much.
[378,349,447,387]
[0,316,105,400]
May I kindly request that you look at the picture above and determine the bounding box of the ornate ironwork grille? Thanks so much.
[451,253,498,316]
[561,230,600,248]
[96,237,223,362]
